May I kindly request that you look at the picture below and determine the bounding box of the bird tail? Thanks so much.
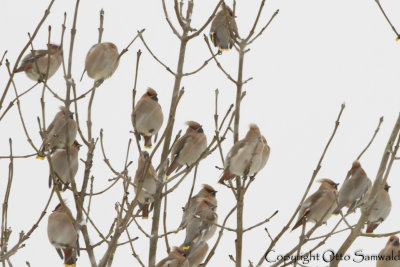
[63,248,75,267]
[166,157,181,178]
[15,63,32,73]
[291,208,310,232]
[218,169,233,184]
[332,208,340,216]
[142,204,149,219]
[143,136,152,149]
[366,223,378,234]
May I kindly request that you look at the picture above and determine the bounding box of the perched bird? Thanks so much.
[156,247,189,267]
[366,183,392,234]
[377,236,400,267]
[166,121,207,178]
[210,5,238,51]
[134,151,158,219]
[50,140,81,191]
[218,124,264,184]
[15,44,62,81]
[83,42,119,84]
[291,179,338,231]
[186,241,209,267]
[132,88,164,149]
[332,161,372,215]
[47,203,79,267]
[178,184,217,231]
[182,198,217,249]
[259,135,271,170]
[37,106,77,159]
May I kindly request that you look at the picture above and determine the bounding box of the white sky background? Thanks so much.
[1,0,400,266]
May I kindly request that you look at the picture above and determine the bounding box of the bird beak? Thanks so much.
[69,112,74,119]
[197,126,204,133]
[394,239,399,246]
[152,95,158,101]
[212,191,217,196]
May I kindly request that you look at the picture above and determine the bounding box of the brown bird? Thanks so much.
[178,184,217,231]
[49,140,81,191]
[156,247,189,267]
[37,106,77,159]
[182,198,217,249]
[377,235,400,267]
[132,88,164,149]
[186,241,209,267]
[166,121,207,178]
[15,44,62,81]
[47,203,79,267]
[366,183,392,234]
[83,42,119,84]
[218,124,264,184]
[332,161,372,215]
[210,5,238,51]
[291,179,338,231]
[134,151,158,219]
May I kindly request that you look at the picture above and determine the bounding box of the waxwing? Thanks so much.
[84,42,119,83]
[366,183,392,234]
[49,140,81,191]
[332,161,372,215]
[182,198,217,249]
[132,88,164,149]
[178,184,217,231]
[166,121,207,178]
[134,151,158,219]
[47,203,79,267]
[210,5,238,51]
[15,44,62,81]
[292,179,338,231]
[218,124,264,184]
[377,235,400,267]
[37,106,77,159]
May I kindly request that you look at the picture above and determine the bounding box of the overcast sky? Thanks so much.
[1,0,400,266]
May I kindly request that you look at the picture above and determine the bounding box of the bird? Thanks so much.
[366,183,392,234]
[134,151,158,219]
[218,124,264,184]
[377,235,400,267]
[166,121,207,178]
[332,160,372,215]
[291,178,339,231]
[37,106,77,159]
[47,203,79,267]
[178,184,217,231]
[156,247,189,267]
[186,241,209,267]
[83,42,119,84]
[15,44,62,81]
[182,198,217,250]
[132,88,164,149]
[210,4,238,51]
[49,140,81,191]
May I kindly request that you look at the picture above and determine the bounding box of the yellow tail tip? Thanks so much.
[64,264,75,267]
[219,48,230,52]
[332,213,339,216]
[144,146,152,149]
[366,232,373,235]
[290,229,293,233]
[396,37,399,41]
[165,174,169,179]
[183,246,190,251]
[142,216,149,219]
[36,155,45,160]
